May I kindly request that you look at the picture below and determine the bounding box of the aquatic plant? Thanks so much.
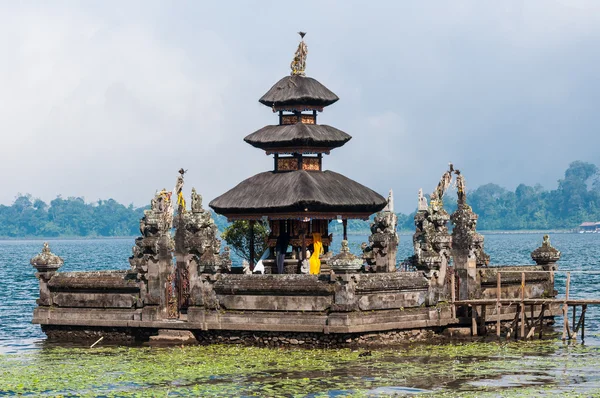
[1,340,600,397]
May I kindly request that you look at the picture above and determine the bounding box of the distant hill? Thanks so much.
[1,161,598,238]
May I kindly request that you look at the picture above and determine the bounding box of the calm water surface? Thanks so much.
[1,233,600,396]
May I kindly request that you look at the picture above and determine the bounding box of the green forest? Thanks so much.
[0,161,598,238]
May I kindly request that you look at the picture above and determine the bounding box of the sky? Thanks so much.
[1,1,599,213]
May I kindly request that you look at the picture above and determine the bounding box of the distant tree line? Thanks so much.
[334,160,600,233]
[1,161,598,238]
[0,196,146,237]
[0,194,231,238]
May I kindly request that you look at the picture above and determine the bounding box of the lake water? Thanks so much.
[1,233,600,396]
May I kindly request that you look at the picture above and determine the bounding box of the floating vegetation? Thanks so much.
[1,341,600,397]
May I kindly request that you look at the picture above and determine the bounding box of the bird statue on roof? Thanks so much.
[291,32,308,76]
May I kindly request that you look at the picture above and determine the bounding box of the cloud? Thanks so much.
[1,1,599,213]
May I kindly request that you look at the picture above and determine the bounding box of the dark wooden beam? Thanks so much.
[343,219,348,241]
[249,220,255,270]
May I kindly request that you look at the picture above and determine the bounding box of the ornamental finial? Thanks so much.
[290,32,308,76]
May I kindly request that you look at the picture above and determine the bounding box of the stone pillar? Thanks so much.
[451,203,486,300]
[174,188,231,309]
[450,171,489,301]
[362,210,399,273]
[411,199,451,287]
[531,234,561,285]
[130,190,175,321]
[330,240,363,274]
[30,242,63,306]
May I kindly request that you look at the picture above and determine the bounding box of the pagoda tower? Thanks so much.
[210,34,387,270]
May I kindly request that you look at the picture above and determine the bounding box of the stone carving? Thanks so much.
[31,242,64,271]
[431,163,454,202]
[418,188,428,211]
[129,190,175,310]
[31,243,64,307]
[450,170,490,268]
[362,203,399,273]
[383,189,394,212]
[175,168,186,212]
[290,32,308,76]
[330,240,363,273]
[531,234,561,265]
[455,169,466,205]
[449,169,489,301]
[411,166,453,287]
[177,201,232,274]
[191,188,203,213]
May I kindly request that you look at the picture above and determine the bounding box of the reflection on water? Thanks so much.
[1,234,600,396]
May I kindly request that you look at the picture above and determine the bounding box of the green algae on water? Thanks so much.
[1,341,600,397]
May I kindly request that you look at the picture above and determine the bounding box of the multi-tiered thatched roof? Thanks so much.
[259,75,339,109]
[210,170,386,219]
[209,36,386,221]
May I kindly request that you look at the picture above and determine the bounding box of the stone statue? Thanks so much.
[455,169,466,205]
[175,168,186,213]
[418,188,428,211]
[31,242,64,307]
[242,260,252,275]
[340,240,350,254]
[362,206,399,273]
[174,188,232,274]
[431,163,454,201]
[410,165,454,287]
[531,234,561,266]
[383,189,394,212]
[330,240,363,274]
[191,188,203,213]
[31,242,63,269]
[290,32,308,76]
[449,168,489,300]
[450,168,489,268]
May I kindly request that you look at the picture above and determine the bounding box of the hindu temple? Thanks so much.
[30,34,562,346]
[210,33,387,273]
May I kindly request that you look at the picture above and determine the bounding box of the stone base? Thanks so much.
[149,329,196,343]
[42,325,156,342]
[193,328,445,348]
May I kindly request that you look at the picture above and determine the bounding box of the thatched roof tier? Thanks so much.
[209,170,387,220]
[259,75,339,108]
[244,124,351,152]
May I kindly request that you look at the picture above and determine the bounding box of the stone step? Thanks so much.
[149,329,196,343]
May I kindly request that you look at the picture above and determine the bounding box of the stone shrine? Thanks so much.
[30,35,561,346]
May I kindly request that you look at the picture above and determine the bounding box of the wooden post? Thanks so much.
[301,229,306,262]
[562,272,571,340]
[520,272,525,339]
[582,304,587,341]
[249,220,255,270]
[479,305,487,336]
[471,305,478,336]
[496,272,501,337]
[573,305,577,331]
[342,219,348,241]
[538,304,545,339]
[451,272,456,319]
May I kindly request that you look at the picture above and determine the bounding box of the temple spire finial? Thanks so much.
[290,32,308,76]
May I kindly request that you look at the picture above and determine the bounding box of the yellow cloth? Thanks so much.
[309,233,323,275]
[177,191,186,210]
